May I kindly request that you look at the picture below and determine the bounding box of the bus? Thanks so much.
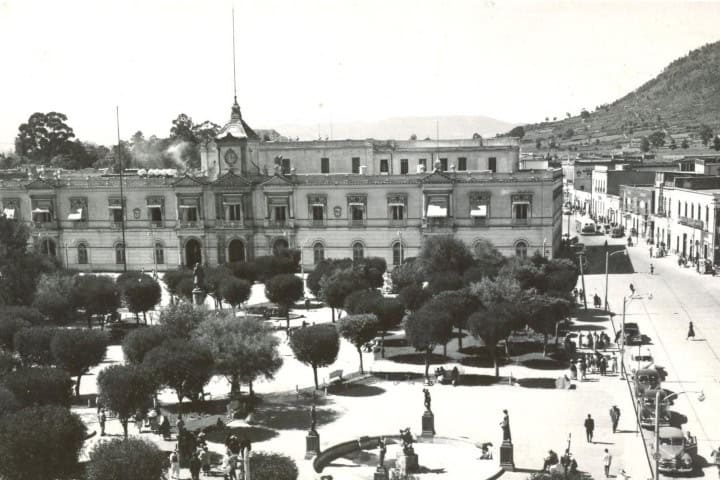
[575,216,596,235]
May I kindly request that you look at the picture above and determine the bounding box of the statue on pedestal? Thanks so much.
[423,388,432,414]
[400,427,414,455]
[193,262,205,290]
[378,436,387,468]
[309,403,318,435]
[500,409,511,442]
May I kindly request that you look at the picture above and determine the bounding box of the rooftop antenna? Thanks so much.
[232,7,238,102]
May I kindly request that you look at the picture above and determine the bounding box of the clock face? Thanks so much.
[224,149,239,166]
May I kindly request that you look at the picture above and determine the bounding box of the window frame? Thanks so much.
[77,243,88,265]
[321,157,330,174]
[458,157,467,171]
[400,159,408,175]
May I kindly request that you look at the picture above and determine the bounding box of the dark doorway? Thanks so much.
[272,238,288,255]
[682,233,687,257]
[40,238,56,257]
[185,239,202,266]
[228,239,245,263]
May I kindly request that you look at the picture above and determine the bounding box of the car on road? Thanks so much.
[633,367,661,396]
[638,388,671,429]
[655,426,696,474]
[611,226,625,238]
[620,322,643,345]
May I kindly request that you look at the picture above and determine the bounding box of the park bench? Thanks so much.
[328,369,344,385]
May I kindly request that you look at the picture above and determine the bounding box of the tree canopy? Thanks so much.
[31,272,77,325]
[97,364,157,438]
[265,274,304,330]
[72,274,120,328]
[118,273,162,324]
[338,314,379,373]
[403,302,453,379]
[121,326,166,364]
[250,451,299,480]
[419,235,475,275]
[86,437,167,480]
[1,367,73,408]
[50,329,108,396]
[15,112,76,163]
[157,302,211,340]
[143,339,214,405]
[14,326,57,366]
[220,277,252,313]
[289,323,340,389]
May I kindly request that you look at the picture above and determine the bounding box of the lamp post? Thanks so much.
[653,390,705,479]
[605,241,627,311]
[619,293,651,380]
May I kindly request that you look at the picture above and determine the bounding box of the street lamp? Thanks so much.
[653,390,705,479]
[618,292,651,380]
[605,240,628,311]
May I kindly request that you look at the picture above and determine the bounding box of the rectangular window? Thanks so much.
[419,158,427,170]
[273,206,287,223]
[488,157,497,173]
[183,207,198,222]
[351,206,364,221]
[352,157,360,174]
[513,203,529,221]
[458,157,467,171]
[112,208,124,223]
[400,159,408,175]
[440,158,448,171]
[321,157,330,174]
[281,158,291,174]
[227,204,242,221]
[391,205,404,220]
[380,159,389,173]
[149,207,163,226]
[312,206,324,221]
[155,244,165,264]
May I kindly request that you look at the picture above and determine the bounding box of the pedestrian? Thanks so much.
[710,447,720,479]
[649,246,653,258]
[600,356,607,376]
[573,288,579,302]
[200,446,211,477]
[602,449,612,477]
[687,321,695,341]
[578,332,584,348]
[227,449,238,480]
[561,449,572,479]
[98,408,107,436]
[629,283,635,295]
[170,448,180,480]
[570,362,578,380]
[610,354,618,374]
[176,414,185,434]
[650,263,654,275]
[587,333,594,350]
[593,332,600,351]
[134,409,144,434]
[584,414,595,443]
[579,358,587,381]
[609,405,620,433]
[190,450,202,480]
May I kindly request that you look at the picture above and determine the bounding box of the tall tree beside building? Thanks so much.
[15,112,76,163]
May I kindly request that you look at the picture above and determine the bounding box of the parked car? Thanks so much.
[638,388,671,429]
[655,427,696,474]
[621,322,643,345]
[633,367,661,396]
[611,226,625,238]
[603,224,611,234]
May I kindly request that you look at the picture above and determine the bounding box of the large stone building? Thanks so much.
[0,99,564,272]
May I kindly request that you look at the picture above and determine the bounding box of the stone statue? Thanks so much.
[193,262,204,289]
[423,388,432,413]
[500,409,511,442]
[400,427,414,455]
[378,436,387,468]
[309,403,317,434]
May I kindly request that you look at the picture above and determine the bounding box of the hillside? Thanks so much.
[269,115,517,141]
[517,40,720,156]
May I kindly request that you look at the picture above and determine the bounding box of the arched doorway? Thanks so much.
[228,239,245,263]
[272,238,289,256]
[185,239,202,266]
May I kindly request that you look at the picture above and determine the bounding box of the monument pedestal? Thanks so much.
[305,431,320,459]
[374,466,389,480]
[396,451,419,475]
[192,287,206,306]
[421,411,435,437]
[499,440,515,471]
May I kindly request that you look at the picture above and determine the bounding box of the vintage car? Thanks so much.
[633,368,661,396]
[611,226,625,238]
[655,427,696,474]
[622,322,643,345]
[637,389,671,429]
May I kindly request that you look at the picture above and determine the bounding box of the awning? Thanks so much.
[311,203,325,207]
[349,202,365,207]
[427,205,448,217]
[471,205,488,217]
[512,201,530,205]
[32,208,50,214]
[2,208,15,219]
[179,205,197,209]
[67,209,83,220]
[146,204,162,209]
[388,202,405,207]
[108,205,123,210]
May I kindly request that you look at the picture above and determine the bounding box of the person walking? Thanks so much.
[687,321,696,341]
[579,358,587,381]
[599,356,607,376]
[169,448,180,480]
[609,406,621,433]
[629,283,635,295]
[650,263,654,275]
[584,414,595,443]
[98,408,106,436]
[578,332,584,348]
[649,246,653,258]
[602,449,612,477]
[200,446,211,477]
[190,450,202,480]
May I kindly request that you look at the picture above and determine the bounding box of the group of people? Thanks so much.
[570,352,617,380]
[542,448,579,478]
[434,366,460,386]
[578,331,611,351]
[170,434,212,480]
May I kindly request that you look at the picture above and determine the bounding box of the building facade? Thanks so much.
[0,100,564,272]
[619,185,654,241]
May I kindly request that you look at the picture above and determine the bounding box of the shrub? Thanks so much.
[122,326,166,364]
[250,451,298,480]
[1,367,73,408]
[50,329,108,396]
[14,326,57,366]
[86,437,167,480]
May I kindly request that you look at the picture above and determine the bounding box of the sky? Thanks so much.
[1,0,720,151]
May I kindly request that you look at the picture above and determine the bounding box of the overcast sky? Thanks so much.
[1,0,720,150]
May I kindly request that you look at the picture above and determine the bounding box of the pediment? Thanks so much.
[172,175,205,187]
[261,174,295,187]
[420,170,454,184]
[212,171,252,188]
[25,178,58,190]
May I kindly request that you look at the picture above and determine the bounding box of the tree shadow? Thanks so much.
[459,374,509,386]
[573,310,610,323]
[204,425,278,444]
[568,324,607,332]
[459,355,510,369]
[519,357,568,371]
[387,353,451,366]
[252,402,340,431]
[327,384,386,397]
[163,398,230,416]
[669,411,688,427]
[371,372,426,383]
[516,378,559,389]
[382,338,408,348]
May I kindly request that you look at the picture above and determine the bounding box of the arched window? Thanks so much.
[115,242,126,265]
[154,242,164,265]
[515,241,528,258]
[313,242,324,265]
[77,243,88,265]
[392,242,404,266]
[352,242,364,262]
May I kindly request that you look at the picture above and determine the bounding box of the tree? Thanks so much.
[390,259,425,292]
[343,289,382,316]
[163,268,193,303]
[580,109,590,120]
[563,128,575,140]
[338,314,379,373]
[307,258,352,297]
[648,131,666,148]
[170,113,197,143]
[1,367,73,407]
[0,406,85,480]
[699,124,714,146]
[0,386,19,416]
[122,327,165,365]
[669,138,677,150]
[14,326,56,366]
[289,323,340,389]
[639,136,650,153]
[507,126,525,138]
[220,277,252,314]
[97,364,157,438]
[420,235,474,275]
[0,316,30,351]
[398,284,430,313]
[265,274,304,331]
[536,139,542,149]
[15,112,76,163]
[203,266,233,309]
[227,260,260,284]
[355,256,387,289]
[320,268,368,322]
[713,136,720,152]
[72,274,120,329]
[86,437,167,480]
[32,272,77,325]
[681,138,689,149]
[250,451,299,480]
[462,237,506,282]
[525,294,572,355]
[118,273,162,324]
[0,306,44,327]
[50,329,108,396]
[427,271,464,295]
[428,290,480,350]
[157,302,211,340]
[403,303,453,380]
[372,297,405,358]
[194,314,282,397]
[143,339,214,407]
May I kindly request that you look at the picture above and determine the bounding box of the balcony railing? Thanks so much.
[473,217,488,227]
[215,219,243,228]
[150,220,164,228]
[269,220,290,229]
[311,219,325,227]
[512,217,529,226]
[350,219,366,228]
[32,221,57,229]
[678,216,703,230]
[178,220,203,229]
